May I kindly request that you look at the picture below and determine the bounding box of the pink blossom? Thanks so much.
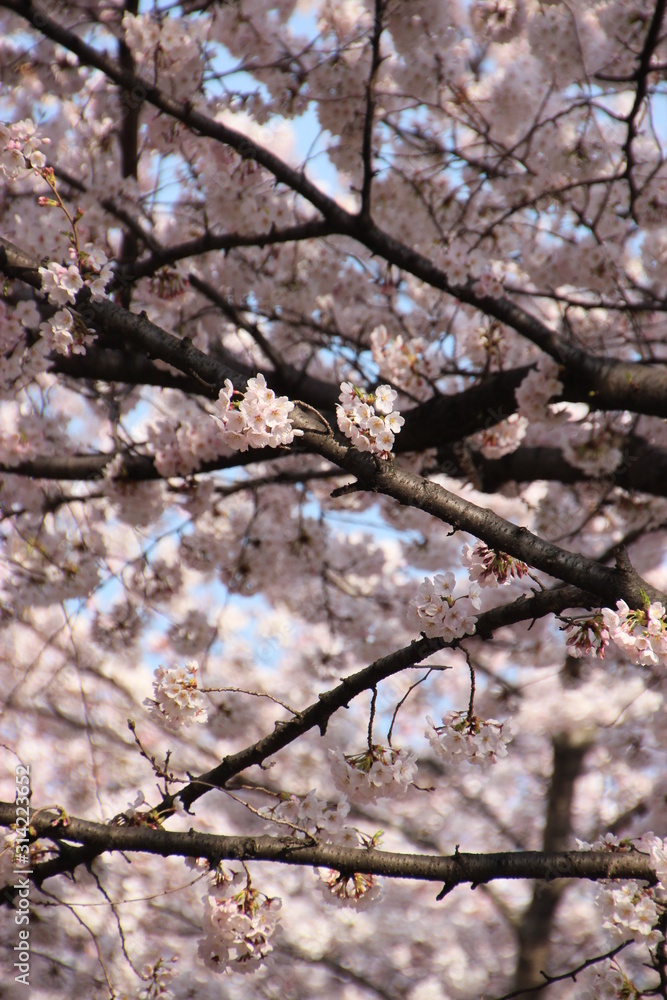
[330,745,418,801]
[425,712,513,768]
[144,660,208,731]
[601,600,667,666]
[39,262,84,306]
[336,381,404,456]
[408,573,478,640]
[317,869,383,908]
[198,868,281,975]
[462,541,529,587]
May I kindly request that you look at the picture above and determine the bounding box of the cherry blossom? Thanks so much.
[515,355,563,423]
[408,572,479,640]
[473,411,528,459]
[210,375,301,452]
[576,963,642,1000]
[144,661,209,731]
[601,600,667,667]
[0,119,47,177]
[370,324,440,400]
[39,308,94,356]
[198,867,282,975]
[38,261,84,306]
[317,869,383,909]
[336,381,404,456]
[329,745,418,802]
[425,712,513,768]
[563,615,611,659]
[1,1,667,995]
[260,789,359,845]
[462,540,529,587]
[598,880,662,945]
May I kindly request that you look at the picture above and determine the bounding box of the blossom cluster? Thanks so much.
[39,247,113,303]
[329,745,417,802]
[260,789,359,846]
[39,307,98,357]
[39,263,84,307]
[370,324,439,400]
[122,11,206,95]
[210,374,301,452]
[0,118,47,178]
[474,412,528,459]
[515,354,563,422]
[472,354,563,460]
[562,601,667,666]
[198,868,282,975]
[462,541,529,587]
[578,832,667,952]
[648,833,667,886]
[563,615,610,659]
[601,600,667,667]
[138,957,177,1000]
[149,416,223,479]
[471,0,526,43]
[576,963,643,1000]
[336,381,404,456]
[408,571,480,640]
[148,374,301,476]
[598,881,662,945]
[562,423,624,477]
[37,246,114,356]
[425,712,513,768]
[317,868,382,909]
[143,660,208,731]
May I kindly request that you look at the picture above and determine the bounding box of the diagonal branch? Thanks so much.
[1,236,664,609]
[0,586,596,891]
[161,585,595,815]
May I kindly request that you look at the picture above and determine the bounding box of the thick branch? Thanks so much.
[52,347,667,601]
[1,237,664,607]
[0,586,594,890]
[467,439,667,499]
[513,731,592,997]
[0,802,656,896]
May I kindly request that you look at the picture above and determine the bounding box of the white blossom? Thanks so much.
[144,660,208,731]
[408,572,478,640]
[210,374,301,452]
[515,354,563,421]
[425,712,512,768]
[198,868,281,975]
[317,868,383,908]
[336,381,404,456]
[39,262,84,306]
[330,745,417,802]
[260,789,358,845]
[601,600,667,666]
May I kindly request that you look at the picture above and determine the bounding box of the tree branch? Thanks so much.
[0,802,656,896]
